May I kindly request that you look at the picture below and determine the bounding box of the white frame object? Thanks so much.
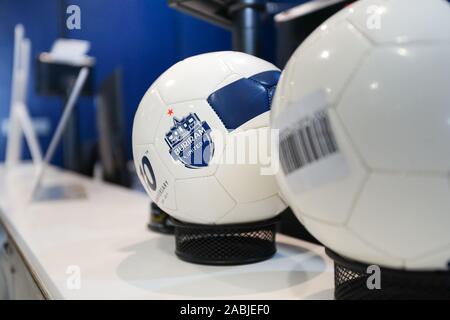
[5,24,42,167]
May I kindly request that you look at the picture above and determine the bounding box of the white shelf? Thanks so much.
[0,164,334,300]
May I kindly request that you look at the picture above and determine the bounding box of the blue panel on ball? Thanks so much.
[249,70,281,87]
[207,70,280,130]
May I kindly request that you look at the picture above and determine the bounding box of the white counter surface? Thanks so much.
[0,164,334,300]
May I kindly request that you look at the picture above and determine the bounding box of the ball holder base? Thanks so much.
[148,203,175,235]
[326,248,450,300]
[171,217,280,266]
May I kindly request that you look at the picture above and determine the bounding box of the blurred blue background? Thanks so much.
[0,0,306,167]
[0,0,265,166]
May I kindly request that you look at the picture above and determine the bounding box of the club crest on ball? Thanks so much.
[165,113,214,169]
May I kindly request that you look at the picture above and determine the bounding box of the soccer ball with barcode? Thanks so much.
[271,0,450,270]
[133,51,287,225]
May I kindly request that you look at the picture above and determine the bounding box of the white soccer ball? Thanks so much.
[133,51,287,225]
[271,0,450,270]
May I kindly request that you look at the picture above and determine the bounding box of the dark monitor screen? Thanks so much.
[35,59,94,97]
[96,69,130,187]
[168,0,234,29]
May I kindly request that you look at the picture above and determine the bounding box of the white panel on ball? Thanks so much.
[132,87,164,145]
[237,112,270,131]
[218,195,286,224]
[270,58,295,121]
[299,4,355,52]
[338,45,450,172]
[212,73,243,93]
[347,0,450,45]
[302,216,403,268]
[218,51,279,78]
[132,144,177,211]
[215,126,279,203]
[156,53,232,104]
[290,109,368,225]
[349,173,450,263]
[286,20,371,107]
[174,176,236,224]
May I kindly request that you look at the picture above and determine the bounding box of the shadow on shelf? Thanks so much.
[116,234,328,297]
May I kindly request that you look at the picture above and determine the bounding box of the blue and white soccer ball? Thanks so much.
[133,51,287,224]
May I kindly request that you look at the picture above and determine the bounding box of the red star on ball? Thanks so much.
[167,108,174,116]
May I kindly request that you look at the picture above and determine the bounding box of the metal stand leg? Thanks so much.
[230,0,264,56]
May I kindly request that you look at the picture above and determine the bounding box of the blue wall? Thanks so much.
[0,0,63,164]
[0,0,232,165]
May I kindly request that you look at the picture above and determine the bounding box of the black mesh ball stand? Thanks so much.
[326,248,450,300]
[171,217,280,265]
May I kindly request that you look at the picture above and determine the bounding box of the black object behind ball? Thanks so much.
[172,217,279,265]
[148,203,175,234]
[326,248,450,300]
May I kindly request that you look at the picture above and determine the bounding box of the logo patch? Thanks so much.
[140,155,157,191]
[165,113,214,169]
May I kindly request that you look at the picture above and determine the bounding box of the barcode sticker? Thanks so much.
[272,90,349,194]
[279,109,338,174]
